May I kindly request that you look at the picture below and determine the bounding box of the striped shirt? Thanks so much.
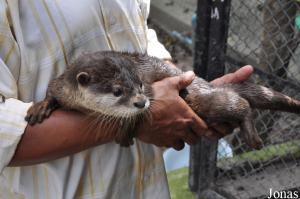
[0,0,171,198]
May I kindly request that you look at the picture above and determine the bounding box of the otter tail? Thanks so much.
[230,83,300,114]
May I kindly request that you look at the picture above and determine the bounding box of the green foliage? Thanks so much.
[167,167,195,199]
[218,140,300,169]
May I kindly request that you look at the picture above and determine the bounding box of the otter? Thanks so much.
[25,51,300,149]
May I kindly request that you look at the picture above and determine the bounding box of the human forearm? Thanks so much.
[9,65,254,165]
[9,110,116,166]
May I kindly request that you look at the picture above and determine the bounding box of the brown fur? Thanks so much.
[25,51,300,148]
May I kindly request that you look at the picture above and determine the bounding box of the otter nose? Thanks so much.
[134,100,146,109]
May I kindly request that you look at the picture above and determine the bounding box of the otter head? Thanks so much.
[70,52,150,118]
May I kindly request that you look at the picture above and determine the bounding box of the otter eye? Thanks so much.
[113,88,123,97]
[76,72,90,86]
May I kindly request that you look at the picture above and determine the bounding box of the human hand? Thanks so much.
[136,65,254,149]
[208,65,254,136]
[211,65,253,86]
[136,71,212,150]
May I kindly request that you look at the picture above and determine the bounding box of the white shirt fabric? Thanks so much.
[0,0,172,198]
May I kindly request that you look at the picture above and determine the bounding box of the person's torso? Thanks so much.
[0,0,170,198]
[10,0,148,102]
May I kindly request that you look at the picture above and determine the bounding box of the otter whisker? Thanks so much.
[143,110,152,124]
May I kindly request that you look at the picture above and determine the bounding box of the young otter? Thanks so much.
[25,51,300,148]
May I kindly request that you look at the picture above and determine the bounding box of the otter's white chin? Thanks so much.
[144,100,150,109]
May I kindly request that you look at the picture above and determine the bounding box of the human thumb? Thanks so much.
[175,71,195,90]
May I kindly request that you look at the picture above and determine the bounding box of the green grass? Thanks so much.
[167,167,195,199]
[218,140,300,169]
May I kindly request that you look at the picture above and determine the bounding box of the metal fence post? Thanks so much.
[189,0,232,198]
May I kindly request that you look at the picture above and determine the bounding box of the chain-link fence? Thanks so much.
[217,0,300,198]
[150,0,300,198]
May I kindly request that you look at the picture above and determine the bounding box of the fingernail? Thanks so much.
[243,65,254,72]
[184,71,195,79]
[205,130,213,137]
[205,130,221,138]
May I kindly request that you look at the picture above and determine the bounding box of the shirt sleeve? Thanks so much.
[138,0,172,59]
[0,7,32,172]
[146,29,172,60]
[0,98,32,172]
[0,59,32,173]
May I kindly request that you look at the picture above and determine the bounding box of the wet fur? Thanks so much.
[26,51,300,148]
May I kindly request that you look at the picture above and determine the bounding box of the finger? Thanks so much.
[188,115,208,136]
[168,71,195,90]
[183,129,198,145]
[172,140,185,151]
[203,129,223,139]
[211,65,253,86]
[210,123,235,136]
[231,65,253,83]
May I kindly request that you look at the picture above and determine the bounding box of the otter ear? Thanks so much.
[76,72,90,86]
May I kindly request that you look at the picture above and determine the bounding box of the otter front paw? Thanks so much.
[25,98,58,125]
[115,121,137,147]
